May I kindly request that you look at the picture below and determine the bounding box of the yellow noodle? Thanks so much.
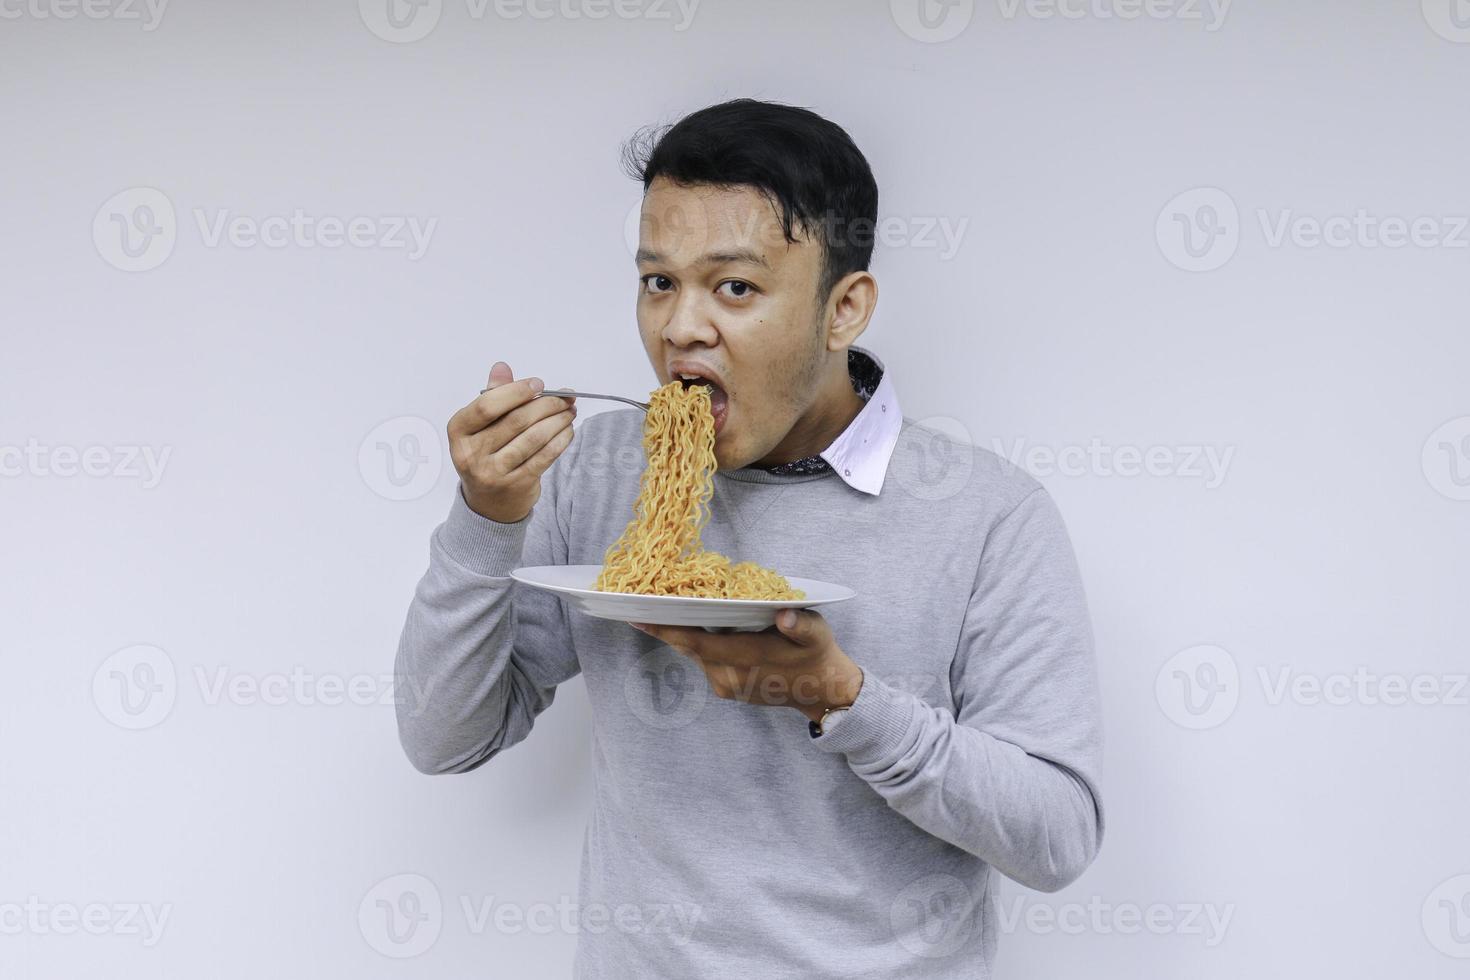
[594,382,805,600]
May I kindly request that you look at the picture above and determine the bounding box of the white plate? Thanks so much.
[509,564,855,632]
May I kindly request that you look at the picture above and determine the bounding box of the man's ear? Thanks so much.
[824,270,878,352]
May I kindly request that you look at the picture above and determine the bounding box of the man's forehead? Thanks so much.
[638,180,813,264]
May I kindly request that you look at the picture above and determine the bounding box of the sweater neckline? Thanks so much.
[715,465,839,486]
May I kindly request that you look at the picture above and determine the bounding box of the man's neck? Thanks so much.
[753,363,865,468]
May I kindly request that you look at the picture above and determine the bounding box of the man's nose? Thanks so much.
[662,296,719,349]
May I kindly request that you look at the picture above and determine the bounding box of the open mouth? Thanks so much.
[675,372,729,435]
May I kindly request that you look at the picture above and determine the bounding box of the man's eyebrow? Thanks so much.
[636,248,771,269]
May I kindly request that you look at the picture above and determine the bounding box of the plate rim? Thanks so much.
[509,564,855,607]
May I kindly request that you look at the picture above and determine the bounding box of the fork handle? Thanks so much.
[537,389,650,411]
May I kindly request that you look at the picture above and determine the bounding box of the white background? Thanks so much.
[3,0,1468,976]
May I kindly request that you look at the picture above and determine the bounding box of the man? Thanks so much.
[395,99,1104,978]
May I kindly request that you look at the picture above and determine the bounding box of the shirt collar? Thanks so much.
[820,346,902,496]
[756,346,903,495]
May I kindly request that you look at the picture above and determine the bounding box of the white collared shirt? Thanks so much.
[819,346,902,496]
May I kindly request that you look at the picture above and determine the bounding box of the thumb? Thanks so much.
[486,361,514,390]
[775,608,826,646]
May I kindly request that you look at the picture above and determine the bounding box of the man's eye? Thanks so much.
[717,280,755,299]
[640,274,674,294]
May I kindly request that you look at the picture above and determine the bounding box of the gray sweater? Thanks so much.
[394,407,1105,978]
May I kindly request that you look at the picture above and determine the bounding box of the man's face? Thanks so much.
[635,176,828,470]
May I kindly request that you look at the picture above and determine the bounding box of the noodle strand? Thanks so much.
[594,382,805,600]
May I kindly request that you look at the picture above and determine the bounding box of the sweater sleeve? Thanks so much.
[812,488,1105,892]
[393,479,581,775]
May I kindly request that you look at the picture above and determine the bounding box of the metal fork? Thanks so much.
[479,385,651,412]
[539,389,651,412]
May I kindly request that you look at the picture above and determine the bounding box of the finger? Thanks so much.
[514,415,576,480]
[448,377,544,439]
[774,608,828,647]
[708,662,745,701]
[633,622,704,656]
[486,360,514,390]
[493,409,575,474]
[481,393,577,454]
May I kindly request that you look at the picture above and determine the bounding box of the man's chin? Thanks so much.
[713,437,749,472]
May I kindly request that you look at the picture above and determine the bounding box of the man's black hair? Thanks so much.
[621,99,879,303]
